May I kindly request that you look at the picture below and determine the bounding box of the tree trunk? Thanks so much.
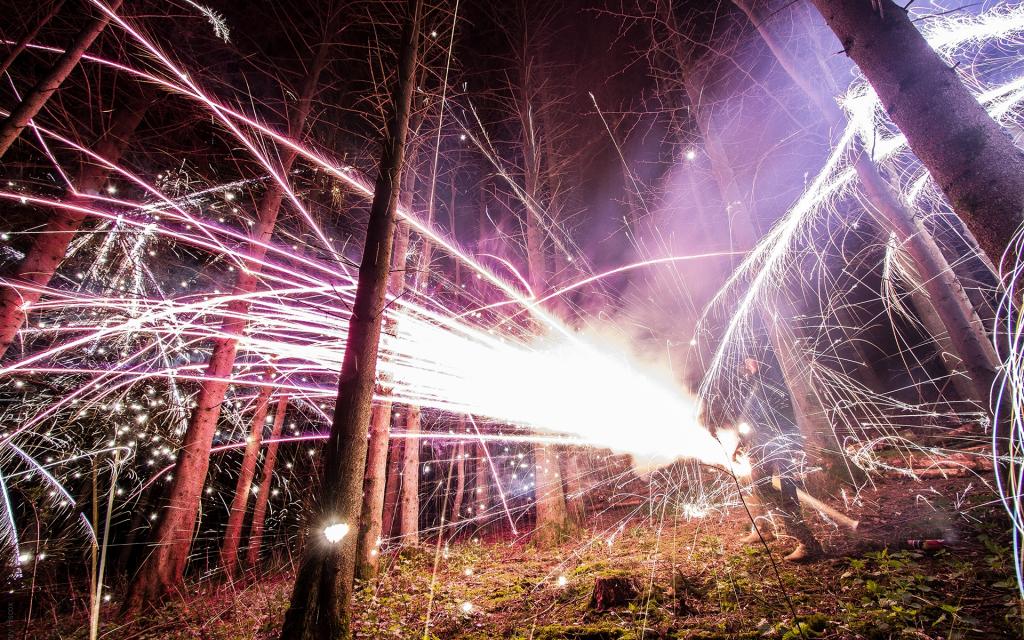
[902,282,992,405]
[123,43,328,614]
[398,405,421,543]
[0,0,66,78]
[391,154,428,551]
[355,170,416,579]
[474,440,490,530]
[450,439,465,526]
[767,293,865,484]
[809,0,1024,266]
[561,448,585,525]
[517,40,570,547]
[735,0,999,406]
[394,129,440,546]
[114,486,159,576]
[245,396,288,568]
[736,0,1001,294]
[447,201,467,529]
[379,227,415,548]
[532,443,569,546]
[0,0,123,158]
[354,400,392,580]
[278,2,420,636]
[857,145,999,406]
[0,88,147,360]
[219,376,274,578]
[381,432,404,539]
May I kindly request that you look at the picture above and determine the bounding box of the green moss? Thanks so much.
[591,567,635,580]
[570,560,611,577]
[482,581,527,608]
[522,623,636,640]
[673,630,761,640]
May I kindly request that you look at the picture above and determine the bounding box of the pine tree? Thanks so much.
[278,2,421,636]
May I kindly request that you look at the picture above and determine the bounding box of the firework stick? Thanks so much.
[772,476,860,531]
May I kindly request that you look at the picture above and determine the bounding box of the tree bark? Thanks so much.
[394,128,439,546]
[278,2,420,636]
[809,0,1024,266]
[532,443,569,546]
[355,169,416,579]
[245,395,288,569]
[447,201,467,529]
[394,170,428,550]
[735,0,1000,289]
[0,87,147,360]
[355,401,392,578]
[561,448,585,525]
[219,376,274,578]
[123,42,328,614]
[0,0,66,79]
[450,439,465,526]
[474,440,490,530]
[0,0,123,159]
[380,225,415,547]
[398,405,421,543]
[381,427,404,539]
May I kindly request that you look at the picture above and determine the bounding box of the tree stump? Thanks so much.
[589,574,638,611]
[669,569,706,616]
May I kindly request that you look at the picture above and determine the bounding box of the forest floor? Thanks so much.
[6,476,1023,640]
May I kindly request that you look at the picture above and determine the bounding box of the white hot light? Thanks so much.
[323,522,349,543]
[386,322,733,468]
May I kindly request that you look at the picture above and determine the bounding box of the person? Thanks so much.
[734,357,823,563]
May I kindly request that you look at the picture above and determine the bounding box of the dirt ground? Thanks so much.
[5,476,1022,639]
